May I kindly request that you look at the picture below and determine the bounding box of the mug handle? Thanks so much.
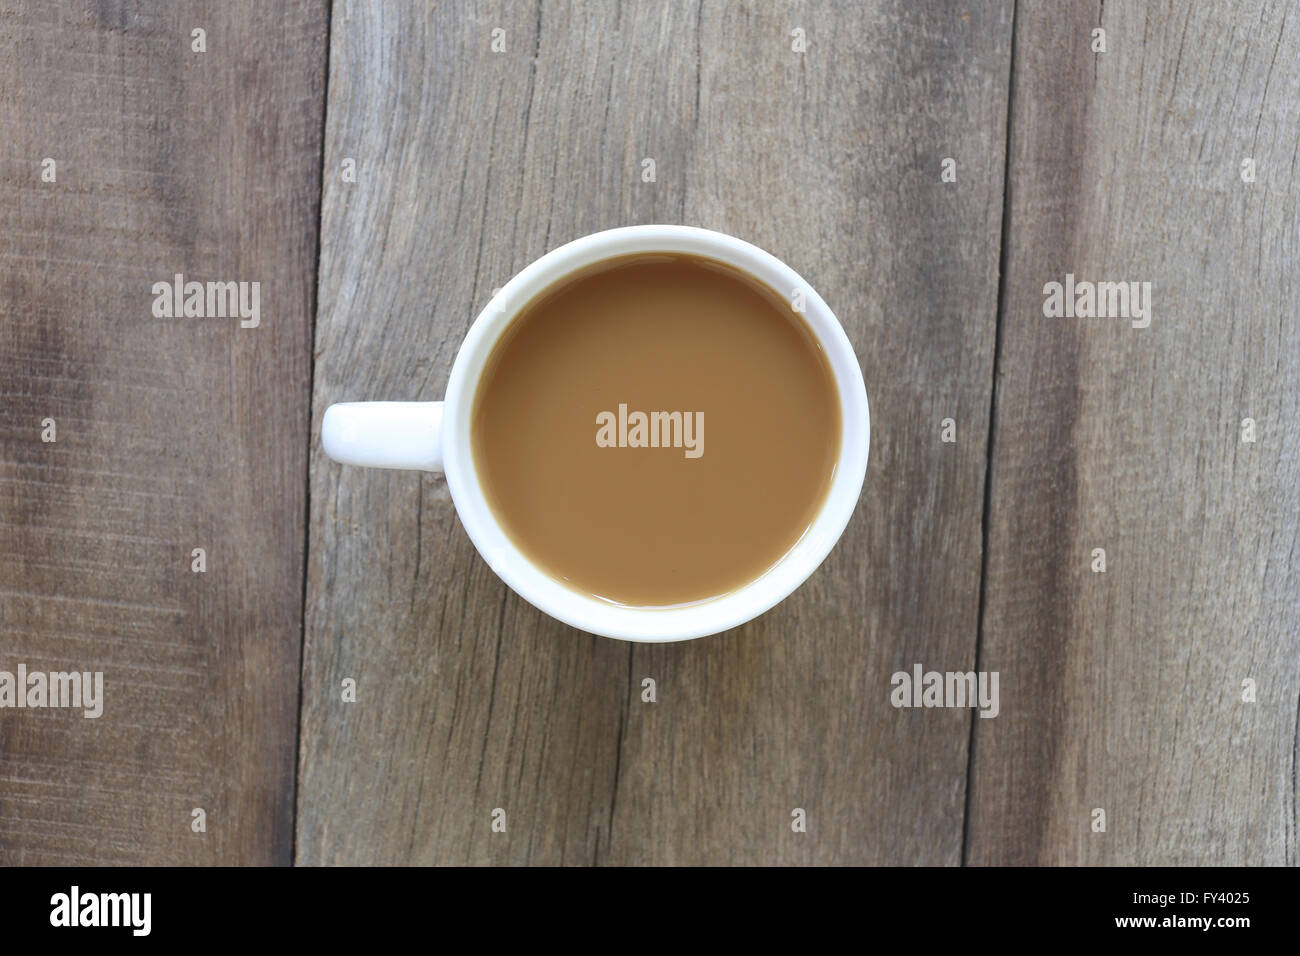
[321,402,444,472]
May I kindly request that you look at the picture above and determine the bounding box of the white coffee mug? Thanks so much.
[322,225,869,642]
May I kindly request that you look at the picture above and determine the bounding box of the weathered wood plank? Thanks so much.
[299,0,1010,864]
[967,0,1300,865]
[0,0,327,864]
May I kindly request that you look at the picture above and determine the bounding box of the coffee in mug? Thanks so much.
[471,253,840,606]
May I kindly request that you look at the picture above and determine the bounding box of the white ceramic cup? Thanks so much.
[322,225,869,642]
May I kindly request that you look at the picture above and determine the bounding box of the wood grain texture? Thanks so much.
[298,0,1011,864]
[0,1,327,864]
[966,0,1300,865]
[5,0,1294,870]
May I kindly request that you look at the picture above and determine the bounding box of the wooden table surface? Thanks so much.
[2,0,1297,866]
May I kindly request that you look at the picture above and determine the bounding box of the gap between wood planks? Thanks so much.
[962,0,1018,867]
[292,0,334,869]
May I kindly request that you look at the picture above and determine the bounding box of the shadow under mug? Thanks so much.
[321,225,870,642]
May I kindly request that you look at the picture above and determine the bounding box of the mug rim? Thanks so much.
[442,225,869,642]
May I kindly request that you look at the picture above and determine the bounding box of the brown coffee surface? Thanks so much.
[471,253,841,607]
